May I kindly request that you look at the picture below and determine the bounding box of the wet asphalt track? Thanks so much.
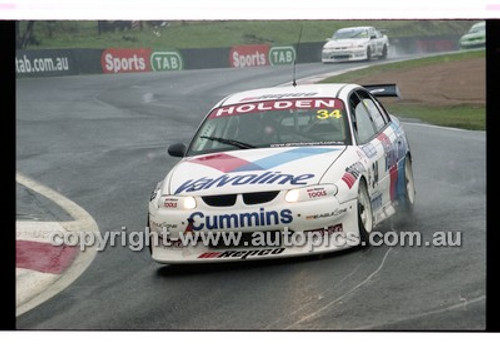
[16,58,485,330]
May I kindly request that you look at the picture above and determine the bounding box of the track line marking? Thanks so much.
[285,248,392,329]
[264,263,362,329]
[357,295,486,330]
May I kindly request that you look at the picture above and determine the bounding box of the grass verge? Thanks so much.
[384,104,485,130]
[19,20,475,50]
[318,50,485,130]
[319,49,485,84]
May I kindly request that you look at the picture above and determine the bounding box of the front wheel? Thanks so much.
[357,180,373,246]
[147,215,153,256]
[366,47,372,61]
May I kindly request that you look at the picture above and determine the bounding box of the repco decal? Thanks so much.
[101,48,152,74]
[198,247,285,260]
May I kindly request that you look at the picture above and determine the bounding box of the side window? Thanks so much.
[356,89,388,132]
[370,95,391,124]
[349,92,377,144]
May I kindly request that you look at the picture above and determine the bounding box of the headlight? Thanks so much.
[285,189,301,203]
[284,185,338,203]
[159,196,197,210]
[182,196,197,210]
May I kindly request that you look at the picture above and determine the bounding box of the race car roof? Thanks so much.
[218,84,357,107]
[336,26,373,31]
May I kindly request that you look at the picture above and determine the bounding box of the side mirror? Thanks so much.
[167,143,186,157]
[370,35,377,40]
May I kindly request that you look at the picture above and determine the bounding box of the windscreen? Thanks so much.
[332,28,369,39]
[469,22,485,34]
[188,98,349,156]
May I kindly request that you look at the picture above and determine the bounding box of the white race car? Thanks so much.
[322,26,389,63]
[148,83,415,263]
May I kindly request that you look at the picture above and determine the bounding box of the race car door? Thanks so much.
[368,27,384,56]
[348,89,393,219]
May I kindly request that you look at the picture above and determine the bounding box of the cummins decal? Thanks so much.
[188,208,293,231]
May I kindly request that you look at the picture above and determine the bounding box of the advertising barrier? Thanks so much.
[230,44,270,68]
[15,49,77,77]
[151,51,184,72]
[15,49,103,77]
[101,48,152,74]
[179,47,229,70]
[15,35,462,78]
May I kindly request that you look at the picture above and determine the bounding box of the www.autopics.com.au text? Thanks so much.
[42,227,463,252]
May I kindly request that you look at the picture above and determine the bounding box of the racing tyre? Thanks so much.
[366,47,372,61]
[381,45,388,59]
[397,157,416,215]
[147,216,153,256]
[357,180,373,246]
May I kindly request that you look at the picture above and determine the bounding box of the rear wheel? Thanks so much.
[380,45,388,59]
[398,157,416,214]
[357,180,373,246]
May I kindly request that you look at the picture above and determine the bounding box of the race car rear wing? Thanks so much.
[363,84,401,98]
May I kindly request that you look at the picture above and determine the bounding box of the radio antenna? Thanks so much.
[292,24,303,87]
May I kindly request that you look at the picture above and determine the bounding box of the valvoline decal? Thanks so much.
[174,172,314,194]
[174,148,339,194]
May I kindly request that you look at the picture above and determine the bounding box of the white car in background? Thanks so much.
[459,21,486,49]
[148,83,415,263]
[322,26,389,63]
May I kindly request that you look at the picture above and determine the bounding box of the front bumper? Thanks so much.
[148,194,359,263]
[321,48,367,63]
[459,40,485,49]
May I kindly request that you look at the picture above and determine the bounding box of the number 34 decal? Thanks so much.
[316,109,342,120]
